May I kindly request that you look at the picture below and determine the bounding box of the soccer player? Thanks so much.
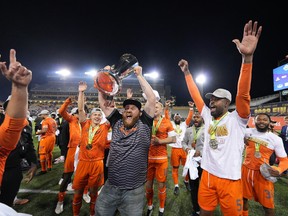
[242,113,288,216]
[164,100,194,195]
[178,20,262,215]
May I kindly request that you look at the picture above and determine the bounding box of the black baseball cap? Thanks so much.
[123,99,142,110]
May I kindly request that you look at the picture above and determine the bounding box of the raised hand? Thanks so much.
[188,101,194,108]
[79,81,87,92]
[178,59,189,74]
[232,20,262,57]
[165,100,172,108]
[127,88,133,99]
[133,66,142,76]
[0,49,32,87]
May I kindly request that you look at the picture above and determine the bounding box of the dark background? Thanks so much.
[0,1,287,105]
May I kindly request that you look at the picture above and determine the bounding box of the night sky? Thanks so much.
[0,1,287,105]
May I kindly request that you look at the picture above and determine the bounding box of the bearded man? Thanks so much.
[96,65,156,216]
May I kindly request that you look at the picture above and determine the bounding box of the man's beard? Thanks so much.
[174,119,181,125]
[123,116,139,129]
[255,124,269,133]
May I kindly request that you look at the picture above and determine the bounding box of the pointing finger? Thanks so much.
[10,49,16,64]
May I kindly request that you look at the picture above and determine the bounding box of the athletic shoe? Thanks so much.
[158,211,164,216]
[184,180,191,191]
[83,193,91,203]
[13,198,29,205]
[174,186,180,195]
[147,205,154,216]
[67,183,74,191]
[55,201,63,214]
[54,156,65,164]
[58,178,63,185]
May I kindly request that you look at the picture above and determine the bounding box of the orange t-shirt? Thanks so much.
[79,120,110,161]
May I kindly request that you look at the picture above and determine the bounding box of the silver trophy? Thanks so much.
[94,53,138,96]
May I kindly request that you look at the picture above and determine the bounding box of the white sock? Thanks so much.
[148,205,153,210]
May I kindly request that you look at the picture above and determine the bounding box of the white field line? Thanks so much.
[18,189,74,194]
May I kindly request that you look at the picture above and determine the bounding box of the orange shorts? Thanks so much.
[199,170,243,215]
[147,159,168,183]
[170,148,187,167]
[64,147,76,173]
[242,165,274,208]
[38,135,55,155]
[73,160,104,190]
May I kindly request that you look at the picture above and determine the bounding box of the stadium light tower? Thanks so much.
[144,71,159,79]
[84,69,98,77]
[55,69,71,77]
[196,74,206,96]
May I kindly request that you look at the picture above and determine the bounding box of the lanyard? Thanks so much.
[88,124,99,144]
[152,117,163,135]
[175,124,182,135]
[193,125,203,142]
[210,112,228,140]
[255,142,260,152]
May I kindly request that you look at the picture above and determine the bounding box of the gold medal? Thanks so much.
[254,151,261,158]
[209,139,218,149]
[86,144,92,150]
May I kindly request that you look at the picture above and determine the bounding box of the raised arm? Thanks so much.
[78,81,88,123]
[233,20,262,118]
[178,59,205,113]
[0,49,32,119]
[185,101,194,126]
[134,66,156,117]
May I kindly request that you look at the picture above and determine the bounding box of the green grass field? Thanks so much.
[13,141,288,216]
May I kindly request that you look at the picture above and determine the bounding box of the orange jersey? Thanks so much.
[0,114,27,186]
[58,99,81,148]
[79,120,110,161]
[148,117,174,160]
[41,117,57,138]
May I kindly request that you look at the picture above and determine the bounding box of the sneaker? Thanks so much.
[58,178,64,185]
[147,206,154,216]
[83,193,91,203]
[54,156,65,164]
[47,168,52,171]
[174,186,180,195]
[184,180,191,191]
[192,211,200,216]
[67,183,74,191]
[158,212,164,216]
[13,198,29,205]
[55,201,63,214]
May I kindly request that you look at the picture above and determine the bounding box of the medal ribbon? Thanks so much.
[152,117,163,135]
[193,125,203,142]
[88,125,99,145]
[255,142,260,153]
[210,112,228,140]
[175,125,182,135]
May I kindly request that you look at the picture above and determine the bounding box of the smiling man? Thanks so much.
[96,65,156,216]
[178,20,262,215]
